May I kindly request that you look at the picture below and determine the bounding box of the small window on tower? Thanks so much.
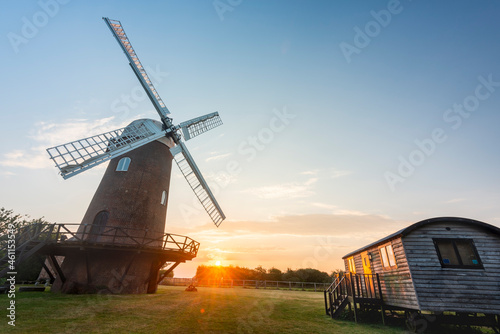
[116,157,131,171]
[161,190,167,205]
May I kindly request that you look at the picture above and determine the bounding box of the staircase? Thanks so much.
[0,223,55,278]
[324,275,350,318]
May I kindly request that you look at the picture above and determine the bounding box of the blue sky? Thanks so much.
[1,0,500,276]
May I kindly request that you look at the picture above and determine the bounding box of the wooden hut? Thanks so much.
[324,217,500,328]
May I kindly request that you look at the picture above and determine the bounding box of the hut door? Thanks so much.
[361,251,375,297]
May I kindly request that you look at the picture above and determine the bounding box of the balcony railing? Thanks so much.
[13,223,199,257]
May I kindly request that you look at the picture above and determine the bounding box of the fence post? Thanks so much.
[324,290,329,316]
[376,273,385,325]
[350,273,358,323]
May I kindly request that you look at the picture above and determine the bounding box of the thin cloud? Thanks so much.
[169,213,409,273]
[175,213,405,238]
[245,178,318,199]
[445,198,466,204]
[30,116,124,145]
[205,152,231,162]
[0,117,133,171]
[205,171,237,188]
[301,170,318,175]
[333,209,367,216]
[0,147,52,169]
[311,202,370,216]
[312,203,338,211]
[301,168,351,179]
[331,169,352,178]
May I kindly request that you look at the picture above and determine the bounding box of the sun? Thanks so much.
[215,260,221,266]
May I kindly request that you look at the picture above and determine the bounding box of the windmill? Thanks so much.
[43,18,225,294]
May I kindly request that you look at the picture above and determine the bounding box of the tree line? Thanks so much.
[195,265,343,283]
[0,207,50,282]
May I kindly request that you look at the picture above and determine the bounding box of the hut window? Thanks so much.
[347,257,356,273]
[433,238,483,269]
[379,243,397,269]
[116,157,131,171]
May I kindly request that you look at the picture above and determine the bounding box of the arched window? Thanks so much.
[161,190,167,205]
[116,157,131,171]
[88,210,109,242]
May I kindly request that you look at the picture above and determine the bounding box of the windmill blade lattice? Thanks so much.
[170,142,225,226]
[47,119,165,179]
[179,112,223,141]
[103,17,171,122]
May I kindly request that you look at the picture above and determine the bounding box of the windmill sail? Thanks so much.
[47,18,226,227]
[103,17,171,123]
[47,119,165,179]
[170,142,225,226]
[179,112,223,141]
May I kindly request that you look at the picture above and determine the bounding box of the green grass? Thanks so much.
[0,286,495,333]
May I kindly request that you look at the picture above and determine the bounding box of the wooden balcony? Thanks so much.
[324,273,385,323]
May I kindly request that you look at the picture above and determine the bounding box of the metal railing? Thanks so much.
[324,273,384,318]
[5,223,199,256]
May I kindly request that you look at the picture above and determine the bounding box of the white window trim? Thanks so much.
[347,256,356,273]
[379,243,397,270]
[116,157,131,171]
[161,190,167,205]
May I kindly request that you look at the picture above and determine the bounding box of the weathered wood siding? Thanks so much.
[367,237,419,309]
[343,254,363,275]
[403,222,500,314]
[344,238,419,309]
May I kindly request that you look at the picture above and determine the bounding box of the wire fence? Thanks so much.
[161,278,331,292]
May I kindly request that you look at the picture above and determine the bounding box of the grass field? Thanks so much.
[0,285,496,333]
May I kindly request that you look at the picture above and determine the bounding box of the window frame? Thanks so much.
[116,157,131,172]
[379,243,398,270]
[433,238,484,269]
[347,256,356,273]
[161,190,167,205]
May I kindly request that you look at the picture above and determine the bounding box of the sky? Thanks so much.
[1,0,500,277]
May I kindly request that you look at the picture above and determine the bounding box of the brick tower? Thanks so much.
[51,124,174,293]
[45,18,225,294]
